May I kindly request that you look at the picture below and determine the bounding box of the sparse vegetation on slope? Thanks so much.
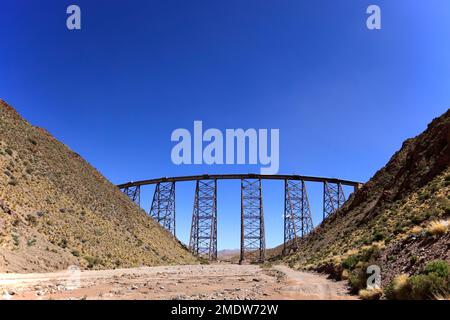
[282,108,450,299]
[0,99,197,272]
[385,260,450,300]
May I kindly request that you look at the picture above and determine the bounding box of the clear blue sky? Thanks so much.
[1,1,449,250]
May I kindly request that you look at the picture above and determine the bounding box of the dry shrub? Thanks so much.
[426,220,449,235]
[359,288,383,300]
[409,226,423,235]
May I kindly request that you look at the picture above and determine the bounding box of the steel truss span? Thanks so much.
[119,174,362,262]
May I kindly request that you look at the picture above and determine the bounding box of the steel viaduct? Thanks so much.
[118,174,363,264]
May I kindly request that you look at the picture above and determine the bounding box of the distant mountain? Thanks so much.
[217,249,240,262]
[0,99,197,273]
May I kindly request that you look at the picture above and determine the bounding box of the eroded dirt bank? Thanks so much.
[0,264,355,300]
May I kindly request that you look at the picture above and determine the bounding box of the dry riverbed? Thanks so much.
[0,263,355,300]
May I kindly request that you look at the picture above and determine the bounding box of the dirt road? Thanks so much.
[0,263,355,300]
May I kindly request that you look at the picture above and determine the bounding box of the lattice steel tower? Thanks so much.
[323,181,346,219]
[189,179,218,260]
[240,178,266,263]
[121,185,140,206]
[283,180,314,254]
[149,182,176,236]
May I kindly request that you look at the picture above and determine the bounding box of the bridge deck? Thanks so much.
[117,174,362,189]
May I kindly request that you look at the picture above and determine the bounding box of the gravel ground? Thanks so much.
[0,263,356,300]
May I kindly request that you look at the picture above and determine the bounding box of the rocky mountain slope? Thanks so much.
[0,99,197,273]
[283,108,450,296]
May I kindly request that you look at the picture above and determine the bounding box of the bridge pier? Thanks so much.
[323,181,346,219]
[240,178,266,264]
[121,185,141,206]
[189,179,218,260]
[283,180,314,255]
[149,182,176,236]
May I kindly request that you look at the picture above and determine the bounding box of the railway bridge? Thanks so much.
[118,174,362,263]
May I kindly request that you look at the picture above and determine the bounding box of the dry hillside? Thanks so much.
[283,109,450,295]
[0,99,197,273]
